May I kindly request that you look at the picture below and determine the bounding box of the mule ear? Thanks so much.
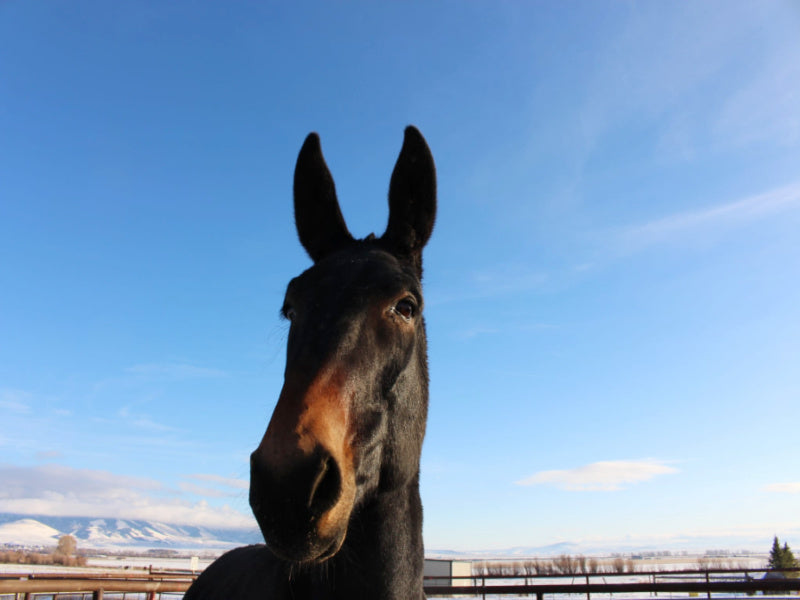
[294,133,353,262]
[382,126,437,274]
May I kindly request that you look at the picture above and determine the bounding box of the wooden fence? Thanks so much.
[1,567,799,599]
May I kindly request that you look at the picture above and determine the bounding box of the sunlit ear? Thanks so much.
[293,133,353,263]
[381,126,437,275]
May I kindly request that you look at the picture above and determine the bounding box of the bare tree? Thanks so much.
[554,554,580,575]
[55,535,77,557]
[611,557,626,573]
[576,555,587,574]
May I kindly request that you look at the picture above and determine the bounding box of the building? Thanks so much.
[424,558,473,587]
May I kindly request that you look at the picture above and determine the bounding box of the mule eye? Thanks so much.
[393,298,417,321]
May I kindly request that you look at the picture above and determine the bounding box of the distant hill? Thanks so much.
[0,514,622,557]
[0,513,774,558]
[0,513,261,551]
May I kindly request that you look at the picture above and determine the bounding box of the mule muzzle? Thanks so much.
[250,440,355,563]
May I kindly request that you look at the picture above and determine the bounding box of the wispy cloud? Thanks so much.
[427,263,549,307]
[576,3,798,161]
[470,265,549,296]
[178,482,240,498]
[35,450,63,461]
[1,464,160,499]
[455,322,555,341]
[763,482,800,494]
[124,363,228,380]
[179,473,249,499]
[714,49,800,149]
[117,406,181,433]
[555,523,800,553]
[621,182,800,249]
[457,326,501,340]
[572,3,751,159]
[185,473,249,490]
[132,418,181,432]
[516,459,679,491]
[0,464,254,529]
[0,389,32,414]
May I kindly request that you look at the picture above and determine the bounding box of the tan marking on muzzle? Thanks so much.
[257,366,357,539]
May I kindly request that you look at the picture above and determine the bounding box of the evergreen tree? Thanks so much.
[769,537,782,569]
[782,542,798,569]
[768,536,798,570]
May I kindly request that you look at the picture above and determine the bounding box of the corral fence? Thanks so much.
[0,567,798,599]
[0,568,195,600]
[423,567,800,599]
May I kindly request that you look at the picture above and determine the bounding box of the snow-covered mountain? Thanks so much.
[0,513,773,558]
[0,513,261,551]
[0,518,62,547]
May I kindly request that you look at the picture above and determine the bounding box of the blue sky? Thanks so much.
[1,1,799,553]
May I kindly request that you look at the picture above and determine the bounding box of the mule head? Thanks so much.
[250,127,436,563]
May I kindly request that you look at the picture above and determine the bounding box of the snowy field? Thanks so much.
[0,553,777,600]
[0,555,215,575]
[0,553,769,574]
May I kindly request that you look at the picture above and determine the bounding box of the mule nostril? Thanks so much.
[308,455,341,516]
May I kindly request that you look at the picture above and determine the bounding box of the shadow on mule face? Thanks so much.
[248,127,436,565]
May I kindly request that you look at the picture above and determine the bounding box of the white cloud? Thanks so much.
[132,417,181,433]
[471,264,549,297]
[185,473,249,490]
[573,4,753,154]
[124,363,227,379]
[714,45,800,149]
[0,464,254,529]
[427,264,549,307]
[457,327,501,340]
[516,459,679,491]
[35,450,63,460]
[621,182,800,248]
[0,464,160,498]
[764,482,800,494]
[0,389,32,414]
[179,474,249,498]
[178,482,236,498]
[555,523,800,553]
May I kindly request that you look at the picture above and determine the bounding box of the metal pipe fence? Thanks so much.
[423,568,800,599]
[1,566,798,599]
[0,571,195,600]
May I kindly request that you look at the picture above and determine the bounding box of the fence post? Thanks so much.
[93,590,104,600]
[705,571,711,600]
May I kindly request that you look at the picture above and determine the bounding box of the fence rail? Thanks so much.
[424,578,800,598]
[424,568,800,599]
[0,570,195,599]
[1,567,798,599]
